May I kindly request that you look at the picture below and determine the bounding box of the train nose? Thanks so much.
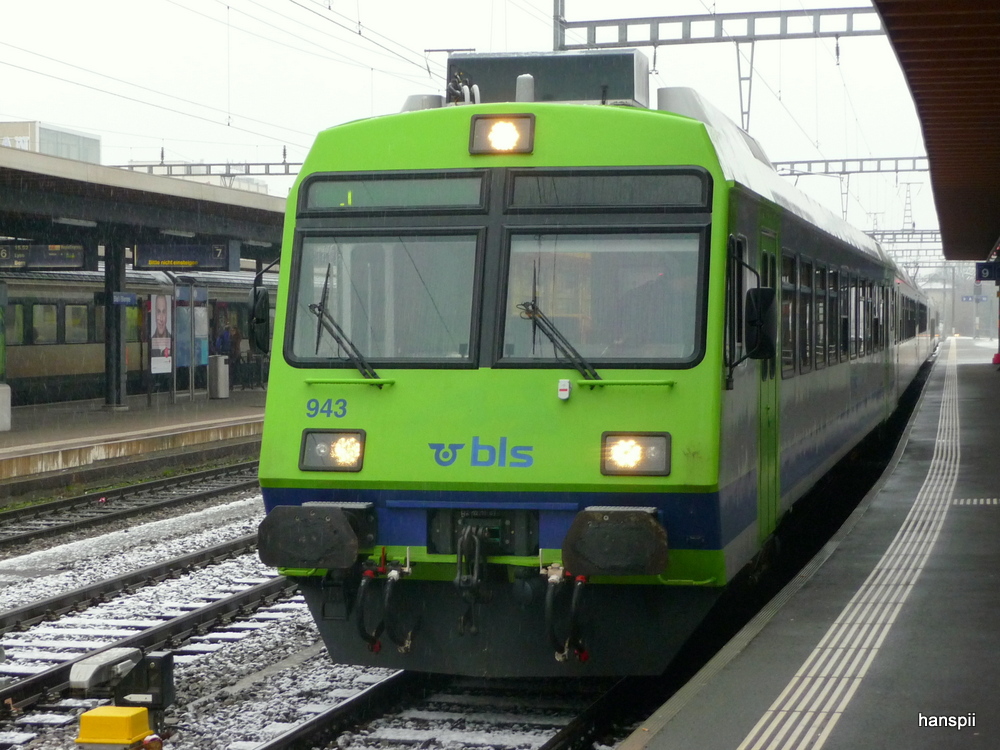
[561,506,669,577]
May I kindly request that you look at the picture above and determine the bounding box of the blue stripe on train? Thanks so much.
[780,390,885,496]
[261,483,759,552]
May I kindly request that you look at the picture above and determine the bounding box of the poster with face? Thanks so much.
[151,294,172,374]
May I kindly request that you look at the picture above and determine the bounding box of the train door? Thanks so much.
[758,230,780,540]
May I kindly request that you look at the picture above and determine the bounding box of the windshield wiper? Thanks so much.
[516,300,600,381]
[309,263,380,380]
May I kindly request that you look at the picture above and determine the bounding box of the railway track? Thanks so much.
[0,461,259,550]
[0,535,299,746]
[231,672,641,750]
[0,523,660,750]
[0,461,666,749]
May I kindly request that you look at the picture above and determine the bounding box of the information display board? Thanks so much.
[0,244,84,269]
[133,244,229,270]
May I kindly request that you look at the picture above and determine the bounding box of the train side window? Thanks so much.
[734,236,745,347]
[900,290,906,343]
[827,270,839,364]
[872,282,879,353]
[780,253,796,378]
[126,306,140,342]
[888,289,894,344]
[65,304,89,344]
[892,289,902,344]
[877,285,887,350]
[859,278,866,356]
[32,303,58,344]
[798,259,813,373]
[95,306,105,343]
[863,281,874,355]
[872,282,880,351]
[840,273,850,360]
[766,252,777,380]
[5,304,24,345]
[814,265,826,368]
[724,235,747,373]
[849,275,859,359]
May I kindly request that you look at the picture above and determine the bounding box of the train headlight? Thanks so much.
[300,430,366,472]
[469,114,535,154]
[601,432,671,476]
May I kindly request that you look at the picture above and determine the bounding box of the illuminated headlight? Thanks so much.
[469,114,535,154]
[300,430,366,472]
[601,432,671,476]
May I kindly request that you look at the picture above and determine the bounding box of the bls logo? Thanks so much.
[429,436,534,468]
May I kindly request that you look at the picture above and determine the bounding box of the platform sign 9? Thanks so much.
[976,261,998,282]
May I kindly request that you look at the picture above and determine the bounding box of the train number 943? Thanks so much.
[306,398,348,418]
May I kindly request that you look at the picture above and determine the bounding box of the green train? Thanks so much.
[255,51,934,677]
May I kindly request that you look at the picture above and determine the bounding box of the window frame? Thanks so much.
[298,169,490,218]
[504,167,712,214]
[780,252,797,378]
[284,227,487,370]
[494,224,711,370]
[798,256,814,374]
[814,263,827,369]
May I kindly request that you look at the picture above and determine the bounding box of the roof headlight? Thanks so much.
[487,120,521,151]
[300,429,366,472]
[601,432,671,476]
[469,114,535,154]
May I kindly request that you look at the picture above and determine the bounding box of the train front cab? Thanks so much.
[253,103,775,676]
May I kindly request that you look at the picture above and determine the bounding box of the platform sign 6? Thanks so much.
[976,261,998,282]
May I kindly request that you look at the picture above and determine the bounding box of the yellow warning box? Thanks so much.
[76,705,153,747]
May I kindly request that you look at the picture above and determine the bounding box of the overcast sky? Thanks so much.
[1,0,937,233]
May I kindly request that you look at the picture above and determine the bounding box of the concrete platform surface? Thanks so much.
[0,389,265,490]
[622,337,1000,750]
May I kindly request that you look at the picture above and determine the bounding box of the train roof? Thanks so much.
[0,267,278,290]
[432,51,892,269]
[656,87,890,267]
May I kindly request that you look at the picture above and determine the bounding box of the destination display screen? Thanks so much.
[0,244,85,269]
[306,175,484,210]
[133,244,229,270]
[510,171,709,209]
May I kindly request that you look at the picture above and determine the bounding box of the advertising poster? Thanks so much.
[150,294,172,374]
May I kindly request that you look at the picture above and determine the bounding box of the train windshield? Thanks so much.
[290,235,477,362]
[501,232,702,363]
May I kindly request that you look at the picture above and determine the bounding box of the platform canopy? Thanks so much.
[0,146,284,264]
[873,1,1000,261]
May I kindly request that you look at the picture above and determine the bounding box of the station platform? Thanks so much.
[0,388,265,502]
[623,336,999,749]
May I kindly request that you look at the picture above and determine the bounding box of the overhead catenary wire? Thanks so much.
[0,56,312,149]
[688,0,893,227]
[165,0,433,87]
[0,40,315,142]
[289,0,446,78]
[1,0,447,161]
